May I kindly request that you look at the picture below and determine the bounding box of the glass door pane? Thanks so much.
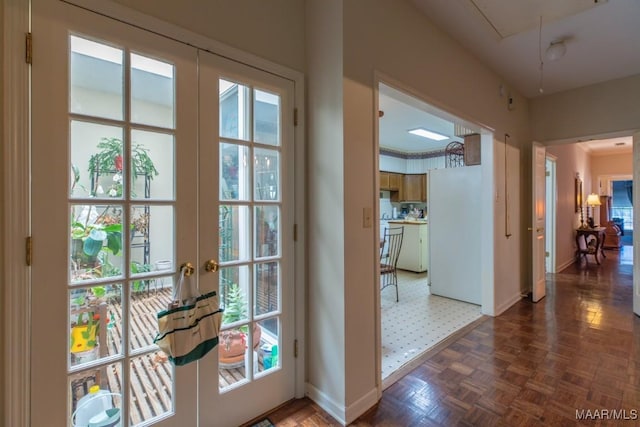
[67,34,181,426]
[217,79,284,391]
[31,2,198,425]
[198,50,295,427]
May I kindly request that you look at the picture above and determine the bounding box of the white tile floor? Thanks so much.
[381,270,483,380]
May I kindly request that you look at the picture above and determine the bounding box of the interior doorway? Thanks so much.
[545,156,557,273]
[376,81,489,387]
[612,179,633,245]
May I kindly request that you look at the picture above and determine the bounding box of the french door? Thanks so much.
[197,52,296,426]
[31,2,295,426]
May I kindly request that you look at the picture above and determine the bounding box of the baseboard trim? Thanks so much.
[495,293,523,316]
[556,258,575,273]
[305,383,347,426]
[345,387,378,425]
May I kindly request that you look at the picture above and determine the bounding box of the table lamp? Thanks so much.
[586,193,601,228]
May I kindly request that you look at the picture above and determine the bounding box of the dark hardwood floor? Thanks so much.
[260,246,638,426]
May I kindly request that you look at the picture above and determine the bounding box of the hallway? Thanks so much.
[258,246,639,426]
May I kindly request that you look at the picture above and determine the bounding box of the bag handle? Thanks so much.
[171,264,201,306]
[171,268,187,303]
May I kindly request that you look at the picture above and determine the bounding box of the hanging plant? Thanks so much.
[88,137,159,197]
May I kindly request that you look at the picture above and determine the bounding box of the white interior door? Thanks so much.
[532,143,546,302]
[197,51,296,427]
[31,2,295,426]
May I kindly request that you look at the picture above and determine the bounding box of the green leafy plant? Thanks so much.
[71,207,123,279]
[222,283,248,328]
[131,261,153,292]
[88,137,158,197]
[70,164,87,195]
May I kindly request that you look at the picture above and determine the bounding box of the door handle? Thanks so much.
[205,259,219,273]
[180,262,195,277]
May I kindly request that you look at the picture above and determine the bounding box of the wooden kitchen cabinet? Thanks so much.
[389,173,402,190]
[403,174,427,202]
[380,171,403,198]
[380,172,390,190]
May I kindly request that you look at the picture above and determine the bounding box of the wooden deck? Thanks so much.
[71,287,253,425]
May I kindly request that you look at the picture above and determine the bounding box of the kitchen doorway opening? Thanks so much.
[376,80,493,387]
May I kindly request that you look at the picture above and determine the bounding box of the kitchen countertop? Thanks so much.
[388,219,427,224]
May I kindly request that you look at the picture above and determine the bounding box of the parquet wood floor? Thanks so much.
[256,247,639,426]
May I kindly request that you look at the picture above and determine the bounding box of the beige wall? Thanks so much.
[531,75,640,143]
[493,141,523,310]
[112,0,305,72]
[305,0,532,420]
[338,0,531,417]
[546,144,592,270]
[591,152,633,194]
[1,0,5,420]
[305,0,347,412]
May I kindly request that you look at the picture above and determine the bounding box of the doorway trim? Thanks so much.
[545,155,557,273]
[3,1,306,424]
[633,131,640,316]
[373,71,496,395]
[3,1,31,426]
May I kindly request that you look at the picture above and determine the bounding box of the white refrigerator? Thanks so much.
[428,166,482,305]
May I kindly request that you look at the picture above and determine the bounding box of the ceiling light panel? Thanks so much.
[408,128,448,141]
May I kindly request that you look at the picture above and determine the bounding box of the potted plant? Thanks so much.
[69,286,108,355]
[219,283,262,368]
[70,310,100,354]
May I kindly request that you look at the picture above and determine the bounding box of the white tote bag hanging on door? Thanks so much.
[154,265,223,366]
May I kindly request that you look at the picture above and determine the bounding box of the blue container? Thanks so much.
[261,344,272,369]
[271,345,278,367]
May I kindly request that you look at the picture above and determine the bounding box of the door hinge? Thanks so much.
[293,108,298,127]
[25,32,32,65]
[294,339,298,358]
[545,170,550,177]
[545,251,549,257]
[26,236,33,266]
[293,224,298,242]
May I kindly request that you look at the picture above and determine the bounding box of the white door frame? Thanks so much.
[633,131,640,316]
[373,73,496,392]
[3,1,31,426]
[545,155,557,273]
[2,1,306,425]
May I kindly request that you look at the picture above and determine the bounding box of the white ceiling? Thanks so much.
[379,1,638,155]
[378,83,483,153]
[410,0,640,98]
